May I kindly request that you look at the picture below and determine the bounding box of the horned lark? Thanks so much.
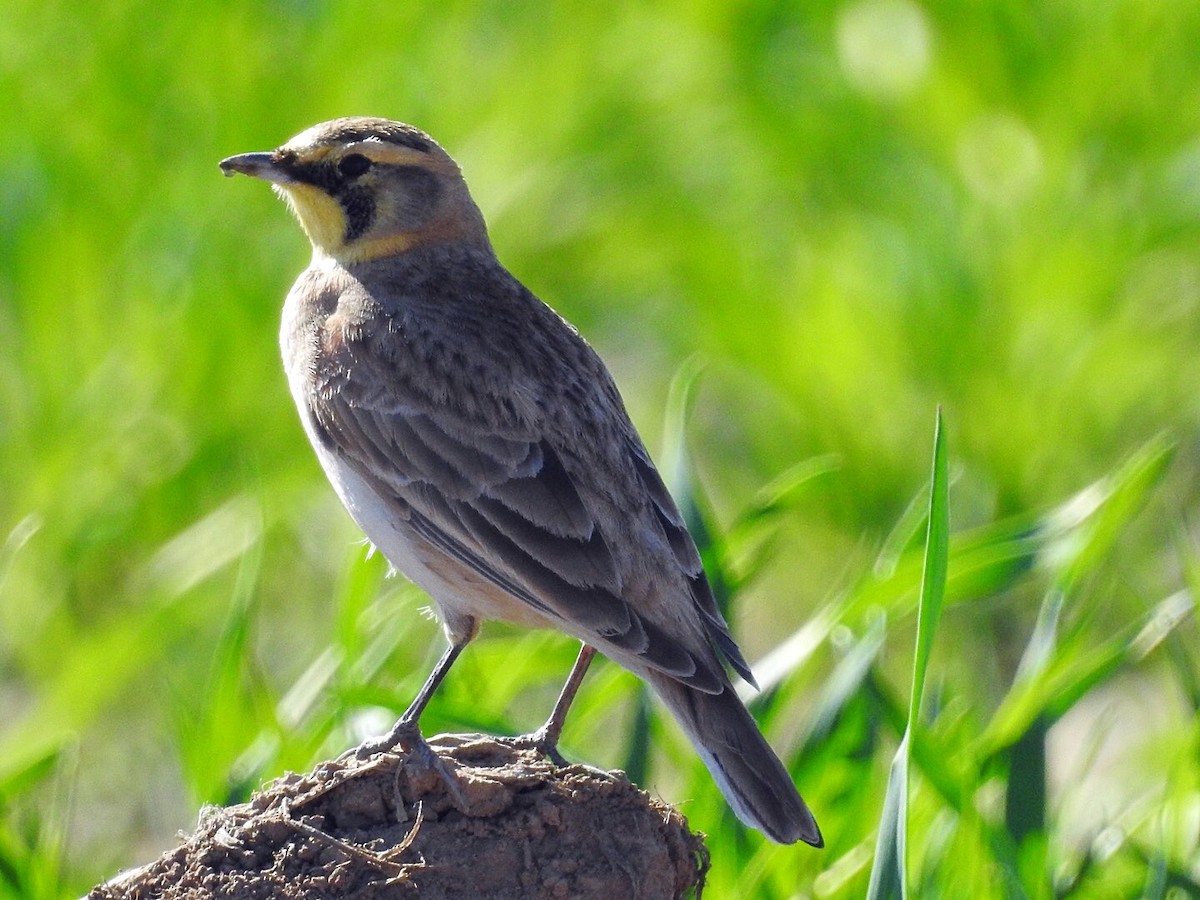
[220,118,821,846]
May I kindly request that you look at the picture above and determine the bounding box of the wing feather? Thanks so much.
[481,443,594,538]
[625,437,757,686]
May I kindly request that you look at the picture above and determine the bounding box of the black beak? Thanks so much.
[219,151,294,183]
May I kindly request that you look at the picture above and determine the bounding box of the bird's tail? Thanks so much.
[647,671,822,847]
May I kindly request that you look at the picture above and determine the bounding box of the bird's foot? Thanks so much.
[503,728,570,768]
[343,716,421,760]
[341,718,469,811]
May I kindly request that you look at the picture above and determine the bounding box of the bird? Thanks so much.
[219,117,821,847]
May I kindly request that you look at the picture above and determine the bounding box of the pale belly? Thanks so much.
[300,407,556,639]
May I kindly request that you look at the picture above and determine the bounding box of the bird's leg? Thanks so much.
[352,636,469,758]
[520,643,597,766]
[342,635,475,812]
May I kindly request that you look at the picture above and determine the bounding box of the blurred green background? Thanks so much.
[2,0,1199,896]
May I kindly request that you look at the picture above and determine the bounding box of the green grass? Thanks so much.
[3,0,1200,896]
[866,409,948,900]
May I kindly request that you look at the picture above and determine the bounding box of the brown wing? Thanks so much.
[304,270,750,692]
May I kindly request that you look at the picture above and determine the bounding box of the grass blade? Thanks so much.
[867,410,950,900]
[908,410,950,724]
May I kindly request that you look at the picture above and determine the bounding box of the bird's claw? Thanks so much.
[345,717,421,760]
[504,728,570,767]
[342,720,471,811]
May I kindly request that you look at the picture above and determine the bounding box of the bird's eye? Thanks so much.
[338,154,372,178]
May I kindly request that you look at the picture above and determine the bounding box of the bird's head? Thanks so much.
[220,117,489,265]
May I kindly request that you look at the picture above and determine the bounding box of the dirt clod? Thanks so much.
[88,733,708,899]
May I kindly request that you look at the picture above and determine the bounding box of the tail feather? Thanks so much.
[648,671,822,847]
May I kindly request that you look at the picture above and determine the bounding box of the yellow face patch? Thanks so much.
[276,182,348,257]
[276,181,421,264]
